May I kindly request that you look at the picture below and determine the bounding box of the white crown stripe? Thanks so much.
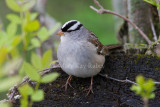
[68,21,80,31]
[62,20,78,29]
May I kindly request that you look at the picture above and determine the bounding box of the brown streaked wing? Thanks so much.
[87,31,106,55]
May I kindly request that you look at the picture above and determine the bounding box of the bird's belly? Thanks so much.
[60,56,104,78]
[57,41,105,78]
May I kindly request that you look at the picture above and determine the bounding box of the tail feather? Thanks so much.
[103,44,124,55]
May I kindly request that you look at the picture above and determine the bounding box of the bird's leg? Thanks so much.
[62,75,73,91]
[85,76,94,96]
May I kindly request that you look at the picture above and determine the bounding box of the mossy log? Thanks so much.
[10,53,160,107]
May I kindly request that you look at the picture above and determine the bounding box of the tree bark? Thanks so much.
[113,0,160,44]
[112,0,128,43]
[128,0,152,44]
[112,0,128,28]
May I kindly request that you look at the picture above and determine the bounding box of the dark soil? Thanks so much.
[12,54,160,107]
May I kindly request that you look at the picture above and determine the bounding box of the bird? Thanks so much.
[57,20,120,96]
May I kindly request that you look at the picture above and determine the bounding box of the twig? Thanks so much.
[154,0,160,39]
[154,82,160,85]
[8,65,61,101]
[154,0,160,22]
[150,15,158,41]
[99,73,160,85]
[143,98,149,107]
[9,87,17,101]
[90,0,152,45]
[99,73,137,85]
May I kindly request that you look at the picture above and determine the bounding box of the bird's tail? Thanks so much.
[103,44,124,55]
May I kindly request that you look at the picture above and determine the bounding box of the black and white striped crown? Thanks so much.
[61,20,83,32]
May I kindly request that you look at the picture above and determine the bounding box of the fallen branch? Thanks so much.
[7,65,61,102]
[90,0,152,45]
[99,73,160,85]
[99,73,137,85]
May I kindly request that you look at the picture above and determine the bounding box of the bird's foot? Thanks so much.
[84,76,94,96]
[62,75,73,91]
[84,85,94,96]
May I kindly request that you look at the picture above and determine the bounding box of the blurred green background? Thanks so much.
[0,0,117,45]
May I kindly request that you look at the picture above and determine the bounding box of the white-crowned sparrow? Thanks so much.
[57,20,110,96]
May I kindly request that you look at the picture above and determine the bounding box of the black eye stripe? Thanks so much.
[61,21,77,32]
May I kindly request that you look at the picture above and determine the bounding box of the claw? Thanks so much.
[62,75,73,91]
[84,76,94,96]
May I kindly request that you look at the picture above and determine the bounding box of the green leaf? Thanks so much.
[144,79,155,92]
[11,36,21,47]
[0,102,11,107]
[37,27,49,42]
[23,62,41,81]
[6,14,21,24]
[0,32,7,48]
[7,23,17,36]
[22,0,36,12]
[31,38,41,48]
[0,76,21,92]
[41,73,59,83]
[24,20,40,32]
[144,0,157,6]
[31,53,42,70]
[31,90,44,102]
[149,93,155,99]
[0,48,8,66]
[130,75,156,99]
[136,75,145,85]
[30,13,39,21]
[18,84,34,97]
[5,0,21,12]
[42,49,52,68]
[20,98,28,107]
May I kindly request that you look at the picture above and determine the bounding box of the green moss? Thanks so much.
[56,84,60,87]
[136,54,143,60]
[154,66,159,70]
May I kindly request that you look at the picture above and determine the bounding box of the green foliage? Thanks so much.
[24,20,40,32]
[31,90,44,102]
[31,53,42,70]
[24,49,53,81]
[37,27,50,42]
[144,0,160,9]
[30,38,41,48]
[0,102,11,107]
[30,49,52,71]
[131,75,156,99]
[42,49,52,68]
[41,73,59,83]
[5,0,36,12]
[0,76,21,92]
[20,50,59,106]
[18,70,59,106]
[6,14,21,24]
[18,84,34,107]
[23,62,41,81]
[5,0,21,12]
[0,0,60,106]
